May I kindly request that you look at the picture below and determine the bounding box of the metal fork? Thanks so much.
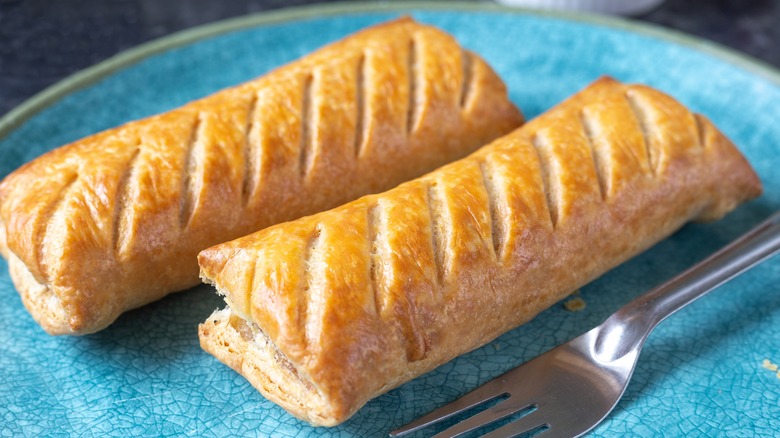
[390,211,780,438]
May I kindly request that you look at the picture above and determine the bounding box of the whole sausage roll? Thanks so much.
[197,77,761,426]
[0,18,522,335]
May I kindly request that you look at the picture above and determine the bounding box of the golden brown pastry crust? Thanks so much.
[198,77,761,426]
[0,18,522,335]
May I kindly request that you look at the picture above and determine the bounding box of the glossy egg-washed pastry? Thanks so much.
[0,18,523,335]
[198,77,761,426]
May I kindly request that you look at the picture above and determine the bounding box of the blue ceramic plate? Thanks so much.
[1,3,779,436]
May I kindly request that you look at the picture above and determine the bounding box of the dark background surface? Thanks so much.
[1,0,779,118]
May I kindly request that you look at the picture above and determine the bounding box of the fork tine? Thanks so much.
[430,397,535,438]
[479,409,549,438]
[389,378,510,437]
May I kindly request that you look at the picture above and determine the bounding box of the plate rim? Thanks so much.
[1,1,779,142]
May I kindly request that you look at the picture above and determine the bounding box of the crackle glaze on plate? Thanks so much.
[1,3,779,437]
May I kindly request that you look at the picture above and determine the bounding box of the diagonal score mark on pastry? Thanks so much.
[197,77,762,427]
[425,181,447,285]
[298,73,316,178]
[365,202,383,316]
[626,90,659,175]
[406,37,419,135]
[353,53,367,158]
[179,114,204,229]
[479,159,504,259]
[0,18,523,335]
[112,141,142,254]
[530,133,559,228]
[240,92,260,205]
[579,108,608,200]
[460,50,474,108]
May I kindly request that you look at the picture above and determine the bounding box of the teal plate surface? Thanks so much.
[1,3,779,437]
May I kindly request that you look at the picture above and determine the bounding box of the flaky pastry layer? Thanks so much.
[198,77,761,426]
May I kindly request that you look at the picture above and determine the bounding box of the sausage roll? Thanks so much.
[197,77,761,426]
[0,18,522,334]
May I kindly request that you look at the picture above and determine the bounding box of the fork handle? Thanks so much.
[596,211,780,361]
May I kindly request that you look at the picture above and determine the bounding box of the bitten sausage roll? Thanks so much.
[0,18,522,334]
[197,77,761,426]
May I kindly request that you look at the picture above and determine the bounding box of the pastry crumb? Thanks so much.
[761,359,780,379]
[563,295,586,312]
